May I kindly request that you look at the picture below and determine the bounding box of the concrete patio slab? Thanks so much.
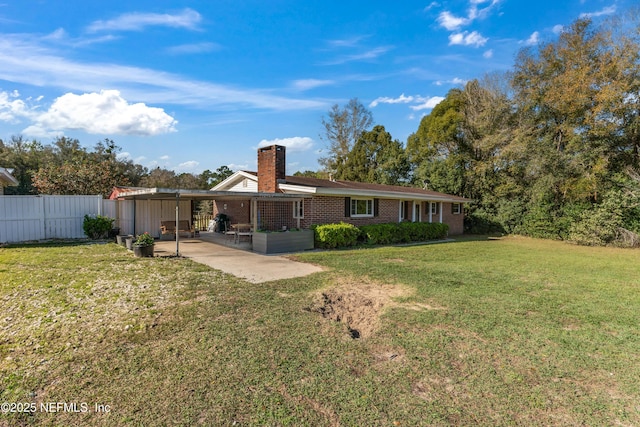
[152,236,323,284]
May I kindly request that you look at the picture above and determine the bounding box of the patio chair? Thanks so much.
[225,222,236,242]
[235,223,253,244]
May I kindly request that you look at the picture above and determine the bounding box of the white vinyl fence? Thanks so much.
[0,195,134,243]
[0,195,190,243]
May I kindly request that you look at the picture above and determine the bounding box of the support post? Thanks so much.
[175,192,180,256]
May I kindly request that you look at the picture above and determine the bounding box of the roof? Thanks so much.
[111,186,310,201]
[0,167,18,187]
[215,170,470,203]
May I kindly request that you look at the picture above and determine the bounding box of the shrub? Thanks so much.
[359,222,449,245]
[133,232,155,247]
[313,222,360,249]
[82,214,115,240]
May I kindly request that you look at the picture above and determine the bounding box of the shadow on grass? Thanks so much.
[2,239,114,249]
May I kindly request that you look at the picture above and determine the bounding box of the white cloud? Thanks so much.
[438,11,470,31]
[525,31,540,46]
[175,160,200,172]
[424,2,440,11]
[160,155,170,160]
[410,96,445,111]
[0,90,33,123]
[166,42,221,55]
[580,5,616,19]
[86,8,202,33]
[21,90,177,137]
[434,77,467,86]
[116,152,131,160]
[552,24,564,34]
[483,49,493,58]
[326,35,369,48]
[437,0,501,30]
[322,46,393,65]
[0,35,326,111]
[257,137,314,153]
[291,79,335,91]
[449,31,488,47]
[369,94,414,108]
[227,163,249,171]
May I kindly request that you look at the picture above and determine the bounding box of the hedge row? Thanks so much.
[313,222,449,249]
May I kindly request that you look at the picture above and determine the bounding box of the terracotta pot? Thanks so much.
[133,244,154,257]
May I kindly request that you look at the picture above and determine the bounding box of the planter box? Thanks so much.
[133,244,155,257]
[252,229,314,254]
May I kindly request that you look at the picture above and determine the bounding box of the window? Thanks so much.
[242,178,248,188]
[293,200,304,219]
[452,203,461,215]
[430,202,440,215]
[351,198,373,217]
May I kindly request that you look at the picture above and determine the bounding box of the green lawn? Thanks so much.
[1,237,639,426]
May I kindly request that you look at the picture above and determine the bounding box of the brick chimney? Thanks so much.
[257,145,286,193]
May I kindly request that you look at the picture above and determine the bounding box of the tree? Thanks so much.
[201,165,234,188]
[0,136,53,194]
[32,138,134,197]
[318,98,373,173]
[293,170,329,179]
[339,125,410,185]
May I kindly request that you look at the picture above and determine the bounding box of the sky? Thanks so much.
[0,0,634,176]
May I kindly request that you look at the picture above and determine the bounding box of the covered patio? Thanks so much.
[113,187,312,255]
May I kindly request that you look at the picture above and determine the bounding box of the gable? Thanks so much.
[211,171,258,192]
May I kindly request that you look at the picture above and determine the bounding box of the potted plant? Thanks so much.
[132,232,155,257]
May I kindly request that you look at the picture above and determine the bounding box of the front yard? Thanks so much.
[1,237,639,426]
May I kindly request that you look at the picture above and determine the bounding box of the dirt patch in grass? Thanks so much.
[307,277,434,339]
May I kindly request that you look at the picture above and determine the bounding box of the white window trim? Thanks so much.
[293,199,304,219]
[452,203,461,215]
[430,202,440,215]
[351,198,374,218]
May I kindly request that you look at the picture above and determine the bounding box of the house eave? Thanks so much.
[115,187,311,201]
[277,183,469,202]
[0,168,19,187]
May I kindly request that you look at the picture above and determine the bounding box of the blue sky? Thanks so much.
[0,0,633,176]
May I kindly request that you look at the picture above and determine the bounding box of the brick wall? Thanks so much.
[212,200,251,224]
[440,202,464,235]
[257,145,285,193]
[300,195,464,235]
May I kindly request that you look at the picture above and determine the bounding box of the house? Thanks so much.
[0,168,18,195]
[211,145,469,235]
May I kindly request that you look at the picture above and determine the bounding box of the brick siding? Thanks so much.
[213,200,251,224]
[257,145,285,193]
[300,195,464,235]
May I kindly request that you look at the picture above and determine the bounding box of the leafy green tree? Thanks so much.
[201,165,234,188]
[0,136,53,194]
[32,138,135,197]
[339,125,410,185]
[293,170,330,179]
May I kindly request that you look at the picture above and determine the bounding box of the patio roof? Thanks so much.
[113,187,311,201]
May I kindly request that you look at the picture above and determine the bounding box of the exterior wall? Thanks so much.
[212,200,251,224]
[301,195,465,235]
[302,196,397,228]
[226,177,258,192]
[440,202,464,235]
[257,145,285,193]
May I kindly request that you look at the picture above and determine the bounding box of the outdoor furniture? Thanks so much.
[160,220,195,238]
[233,223,253,244]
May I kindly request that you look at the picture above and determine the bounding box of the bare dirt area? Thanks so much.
[307,277,440,339]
